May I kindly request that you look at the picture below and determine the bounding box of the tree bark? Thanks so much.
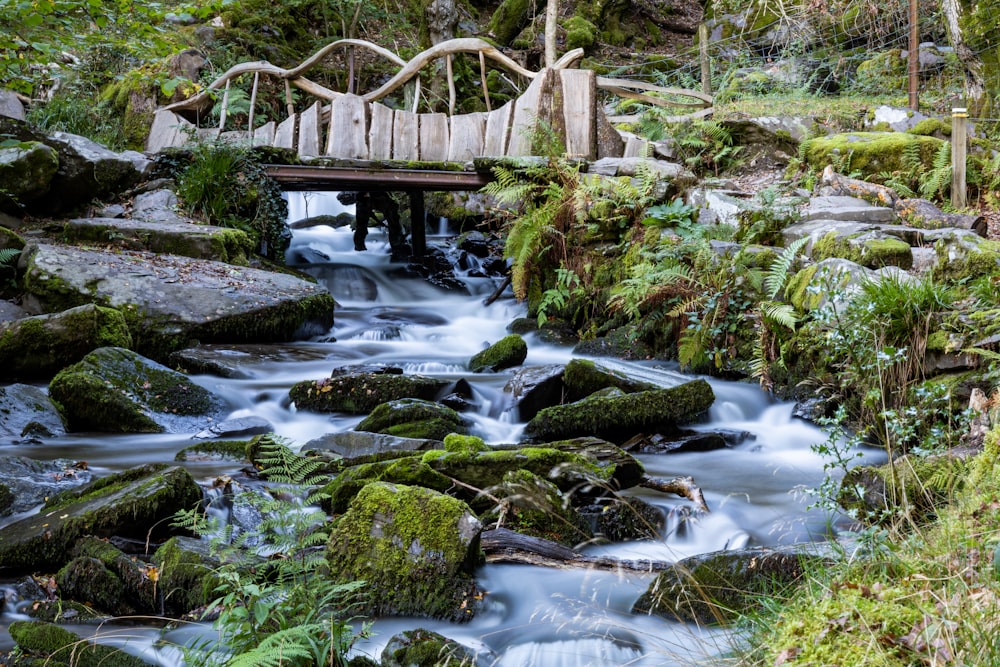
[545,0,558,67]
[941,0,986,113]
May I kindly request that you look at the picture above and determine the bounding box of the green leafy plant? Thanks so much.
[173,435,367,667]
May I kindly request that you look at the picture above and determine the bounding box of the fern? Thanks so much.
[0,247,20,266]
[764,236,809,299]
[919,141,952,201]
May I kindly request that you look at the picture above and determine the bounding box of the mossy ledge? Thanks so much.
[9,620,149,667]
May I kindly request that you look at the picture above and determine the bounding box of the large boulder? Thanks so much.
[562,358,659,401]
[632,544,829,624]
[0,141,59,212]
[326,482,483,621]
[41,131,147,213]
[381,629,491,667]
[523,379,715,443]
[0,304,132,381]
[19,242,334,359]
[355,398,468,440]
[63,216,255,264]
[0,385,67,440]
[482,469,593,547]
[503,364,564,421]
[290,368,449,414]
[801,132,946,178]
[0,463,203,571]
[56,537,158,616]
[152,536,221,616]
[49,347,226,433]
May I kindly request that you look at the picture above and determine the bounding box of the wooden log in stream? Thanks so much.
[482,528,675,572]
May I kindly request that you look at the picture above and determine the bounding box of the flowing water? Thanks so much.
[0,192,886,665]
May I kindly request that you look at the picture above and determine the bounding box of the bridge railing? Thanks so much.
[147,38,712,162]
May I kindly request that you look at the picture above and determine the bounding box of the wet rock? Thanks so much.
[192,416,273,440]
[356,398,468,440]
[327,482,483,621]
[572,325,656,360]
[153,536,221,616]
[838,453,967,524]
[56,537,157,616]
[19,242,335,360]
[482,469,593,547]
[523,379,715,443]
[0,457,91,515]
[174,440,251,462]
[63,216,254,264]
[0,304,133,381]
[49,347,226,433]
[304,431,440,458]
[169,342,341,379]
[0,384,67,440]
[580,496,665,542]
[624,429,752,454]
[288,212,354,229]
[8,620,151,666]
[290,370,449,415]
[563,358,658,402]
[0,463,203,571]
[321,454,454,514]
[632,544,829,624]
[381,628,492,667]
[468,334,527,372]
[894,198,986,237]
[503,364,564,421]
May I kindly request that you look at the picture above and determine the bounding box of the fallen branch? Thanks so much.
[639,474,709,513]
[481,528,673,572]
[483,275,512,306]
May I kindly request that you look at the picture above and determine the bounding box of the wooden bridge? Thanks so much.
[147,38,712,164]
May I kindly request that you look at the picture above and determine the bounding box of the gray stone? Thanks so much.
[0,142,59,210]
[910,247,938,274]
[169,343,345,379]
[781,218,877,248]
[43,132,144,211]
[19,242,334,359]
[803,196,896,223]
[0,90,25,120]
[304,431,440,458]
[0,300,29,322]
[192,416,273,440]
[503,364,565,421]
[0,457,91,514]
[0,385,67,441]
[96,204,126,218]
[132,189,184,223]
[866,105,930,132]
[63,217,254,263]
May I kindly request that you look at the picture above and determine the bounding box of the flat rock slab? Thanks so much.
[21,242,334,358]
[782,219,878,245]
[803,196,896,223]
[64,217,254,264]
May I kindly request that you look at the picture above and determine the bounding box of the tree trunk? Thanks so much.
[545,0,558,67]
[941,0,986,114]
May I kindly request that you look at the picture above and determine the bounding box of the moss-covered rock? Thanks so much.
[321,455,454,514]
[487,0,543,45]
[801,132,946,179]
[0,482,13,514]
[8,620,150,666]
[48,347,226,433]
[523,379,715,443]
[442,433,490,454]
[838,453,968,524]
[59,536,158,615]
[931,234,1000,282]
[290,371,449,414]
[811,231,913,270]
[355,398,468,440]
[0,464,203,571]
[0,304,132,381]
[174,439,251,462]
[562,358,658,401]
[381,628,488,667]
[632,545,828,624]
[591,496,665,542]
[468,334,528,372]
[152,536,221,616]
[326,482,483,621]
[0,141,59,212]
[482,469,593,547]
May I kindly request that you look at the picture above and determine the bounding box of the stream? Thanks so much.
[0,191,885,665]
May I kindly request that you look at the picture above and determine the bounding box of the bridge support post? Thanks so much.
[410,191,426,257]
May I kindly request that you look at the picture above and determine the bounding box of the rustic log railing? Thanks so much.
[147,38,713,162]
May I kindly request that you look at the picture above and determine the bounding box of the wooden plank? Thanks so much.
[419,112,449,161]
[368,103,395,160]
[508,68,557,156]
[483,101,513,157]
[393,109,420,161]
[252,121,275,147]
[298,101,322,157]
[448,113,486,161]
[146,110,195,151]
[327,93,369,158]
[623,135,649,158]
[560,69,596,160]
[274,115,296,149]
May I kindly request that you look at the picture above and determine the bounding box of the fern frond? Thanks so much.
[760,301,800,330]
[0,247,20,266]
[765,236,809,298]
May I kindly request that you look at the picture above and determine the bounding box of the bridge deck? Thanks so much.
[266,163,493,192]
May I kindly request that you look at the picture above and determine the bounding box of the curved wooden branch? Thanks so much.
[285,38,407,79]
[596,76,714,105]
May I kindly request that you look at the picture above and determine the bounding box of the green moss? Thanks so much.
[442,433,489,454]
[468,334,528,372]
[908,118,951,137]
[9,620,148,666]
[153,536,221,615]
[811,232,912,270]
[926,329,950,353]
[482,469,593,546]
[356,398,466,441]
[290,372,449,414]
[0,482,12,514]
[563,358,657,401]
[564,15,597,52]
[321,455,453,514]
[932,237,1000,282]
[57,555,125,612]
[175,439,252,462]
[326,482,483,621]
[801,132,946,178]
